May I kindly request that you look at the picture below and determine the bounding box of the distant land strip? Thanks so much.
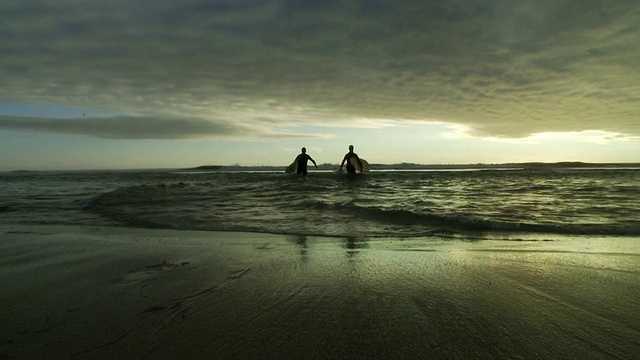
[5,162,638,173]
[186,162,640,172]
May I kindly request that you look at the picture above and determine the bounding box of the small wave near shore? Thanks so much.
[83,169,640,238]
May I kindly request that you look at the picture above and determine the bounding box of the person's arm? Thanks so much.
[340,155,347,169]
[309,156,318,168]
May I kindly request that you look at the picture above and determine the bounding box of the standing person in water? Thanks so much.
[340,145,363,175]
[295,147,318,176]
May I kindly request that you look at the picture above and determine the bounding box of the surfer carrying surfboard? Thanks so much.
[339,145,363,175]
[294,147,318,175]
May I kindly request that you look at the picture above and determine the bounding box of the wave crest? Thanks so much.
[84,183,640,238]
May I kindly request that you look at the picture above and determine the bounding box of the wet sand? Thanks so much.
[1,226,639,359]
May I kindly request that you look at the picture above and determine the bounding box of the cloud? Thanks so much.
[2,0,639,139]
[0,114,324,140]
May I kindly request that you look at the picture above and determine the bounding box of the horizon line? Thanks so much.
[3,161,640,173]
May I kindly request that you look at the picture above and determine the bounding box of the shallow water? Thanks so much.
[1,168,639,239]
[1,226,639,359]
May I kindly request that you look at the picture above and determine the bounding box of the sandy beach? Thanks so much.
[1,225,639,359]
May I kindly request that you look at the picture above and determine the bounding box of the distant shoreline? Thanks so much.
[4,162,639,173]
[185,162,640,172]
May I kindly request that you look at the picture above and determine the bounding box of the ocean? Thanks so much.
[3,167,640,359]
[2,167,639,240]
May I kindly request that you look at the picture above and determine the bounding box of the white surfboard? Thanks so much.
[285,160,297,174]
[349,158,370,173]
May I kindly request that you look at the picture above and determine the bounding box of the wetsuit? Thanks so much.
[295,153,314,175]
[343,152,360,174]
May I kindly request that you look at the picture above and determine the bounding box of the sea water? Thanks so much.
[1,168,639,240]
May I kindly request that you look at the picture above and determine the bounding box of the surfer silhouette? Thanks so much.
[340,145,363,175]
[295,147,318,175]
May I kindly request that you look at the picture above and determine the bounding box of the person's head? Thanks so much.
[301,147,306,153]
[348,145,354,151]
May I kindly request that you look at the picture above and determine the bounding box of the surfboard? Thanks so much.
[349,158,370,173]
[285,160,297,174]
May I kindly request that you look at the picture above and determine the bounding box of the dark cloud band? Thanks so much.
[0,115,251,139]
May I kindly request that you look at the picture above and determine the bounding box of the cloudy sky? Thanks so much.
[1,0,639,170]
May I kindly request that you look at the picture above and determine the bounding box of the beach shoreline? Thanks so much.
[1,225,639,359]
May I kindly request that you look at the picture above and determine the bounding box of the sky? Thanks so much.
[1,0,639,170]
